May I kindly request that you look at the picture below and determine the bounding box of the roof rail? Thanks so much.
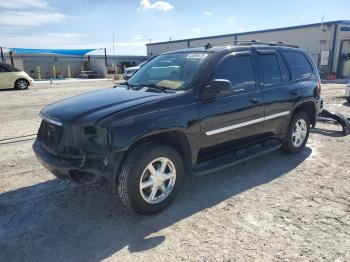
[235,40,299,48]
[203,40,299,49]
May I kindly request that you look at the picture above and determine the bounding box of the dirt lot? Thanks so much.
[0,81,349,261]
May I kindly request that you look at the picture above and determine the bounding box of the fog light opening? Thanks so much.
[69,170,95,184]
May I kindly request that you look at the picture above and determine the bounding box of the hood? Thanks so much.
[41,87,165,125]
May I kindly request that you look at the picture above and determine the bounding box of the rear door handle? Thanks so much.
[250,98,261,104]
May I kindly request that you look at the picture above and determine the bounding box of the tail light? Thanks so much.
[317,79,322,97]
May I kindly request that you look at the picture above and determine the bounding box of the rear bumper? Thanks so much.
[33,140,122,184]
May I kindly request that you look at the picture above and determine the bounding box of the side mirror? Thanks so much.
[201,79,233,99]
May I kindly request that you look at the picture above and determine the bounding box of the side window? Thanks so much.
[282,51,313,80]
[258,54,282,84]
[215,55,256,90]
[0,66,7,73]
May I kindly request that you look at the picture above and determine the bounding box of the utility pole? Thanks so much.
[9,50,14,66]
[113,33,117,77]
[104,48,107,67]
[0,47,4,63]
[320,15,325,29]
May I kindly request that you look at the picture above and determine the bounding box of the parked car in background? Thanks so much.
[0,63,33,90]
[123,61,147,79]
[33,42,323,214]
[346,80,350,103]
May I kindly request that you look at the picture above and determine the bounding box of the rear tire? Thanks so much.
[15,79,29,90]
[282,111,310,154]
[117,142,184,214]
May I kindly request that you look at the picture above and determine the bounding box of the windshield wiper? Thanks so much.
[115,81,138,90]
[140,83,171,93]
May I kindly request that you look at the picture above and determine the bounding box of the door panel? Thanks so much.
[3,73,14,87]
[0,66,12,88]
[255,49,301,136]
[199,52,264,157]
[200,90,264,148]
[262,83,302,135]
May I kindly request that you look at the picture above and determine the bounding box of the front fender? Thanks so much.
[101,102,201,164]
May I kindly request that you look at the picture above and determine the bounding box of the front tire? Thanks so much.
[15,79,29,90]
[282,111,310,154]
[117,142,184,214]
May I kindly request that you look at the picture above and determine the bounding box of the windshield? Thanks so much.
[138,61,147,67]
[128,52,210,90]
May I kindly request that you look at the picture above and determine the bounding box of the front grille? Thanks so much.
[38,120,63,152]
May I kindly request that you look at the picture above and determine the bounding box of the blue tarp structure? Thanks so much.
[10,48,97,56]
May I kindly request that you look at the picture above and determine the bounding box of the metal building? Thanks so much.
[1,52,146,79]
[146,20,350,78]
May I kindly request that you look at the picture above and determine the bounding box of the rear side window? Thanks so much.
[258,54,282,84]
[282,51,313,80]
[215,55,255,89]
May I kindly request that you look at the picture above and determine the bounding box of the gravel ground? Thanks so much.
[0,81,349,262]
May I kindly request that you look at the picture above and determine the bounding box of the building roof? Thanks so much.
[147,20,350,46]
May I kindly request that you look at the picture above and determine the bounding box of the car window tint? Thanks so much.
[215,55,255,89]
[0,66,7,72]
[258,54,282,84]
[282,51,313,80]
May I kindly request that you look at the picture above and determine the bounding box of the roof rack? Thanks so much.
[204,40,299,49]
[235,40,299,48]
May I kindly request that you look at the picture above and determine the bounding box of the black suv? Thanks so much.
[33,42,323,214]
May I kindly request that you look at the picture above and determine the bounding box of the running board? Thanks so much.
[192,139,281,176]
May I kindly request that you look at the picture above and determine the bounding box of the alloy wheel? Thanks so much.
[17,80,28,89]
[292,119,307,147]
[139,157,176,204]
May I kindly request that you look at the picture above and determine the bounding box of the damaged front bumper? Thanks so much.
[33,140,123,184]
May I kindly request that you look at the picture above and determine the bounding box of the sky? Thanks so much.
[0,0,349,56]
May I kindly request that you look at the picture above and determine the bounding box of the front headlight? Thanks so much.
[82,126,112,150]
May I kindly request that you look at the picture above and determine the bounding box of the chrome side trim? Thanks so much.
[206,116,265,136]
[264,111,290,121]
[39,113,63,126]
[206,111,290,136]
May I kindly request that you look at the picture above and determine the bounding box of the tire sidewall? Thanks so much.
[124,144,184,214]
[284,112,310,154]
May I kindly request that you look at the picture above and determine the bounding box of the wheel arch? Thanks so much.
[292,101,316,127]
[14,78,29,89]
[125,131,193,172]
